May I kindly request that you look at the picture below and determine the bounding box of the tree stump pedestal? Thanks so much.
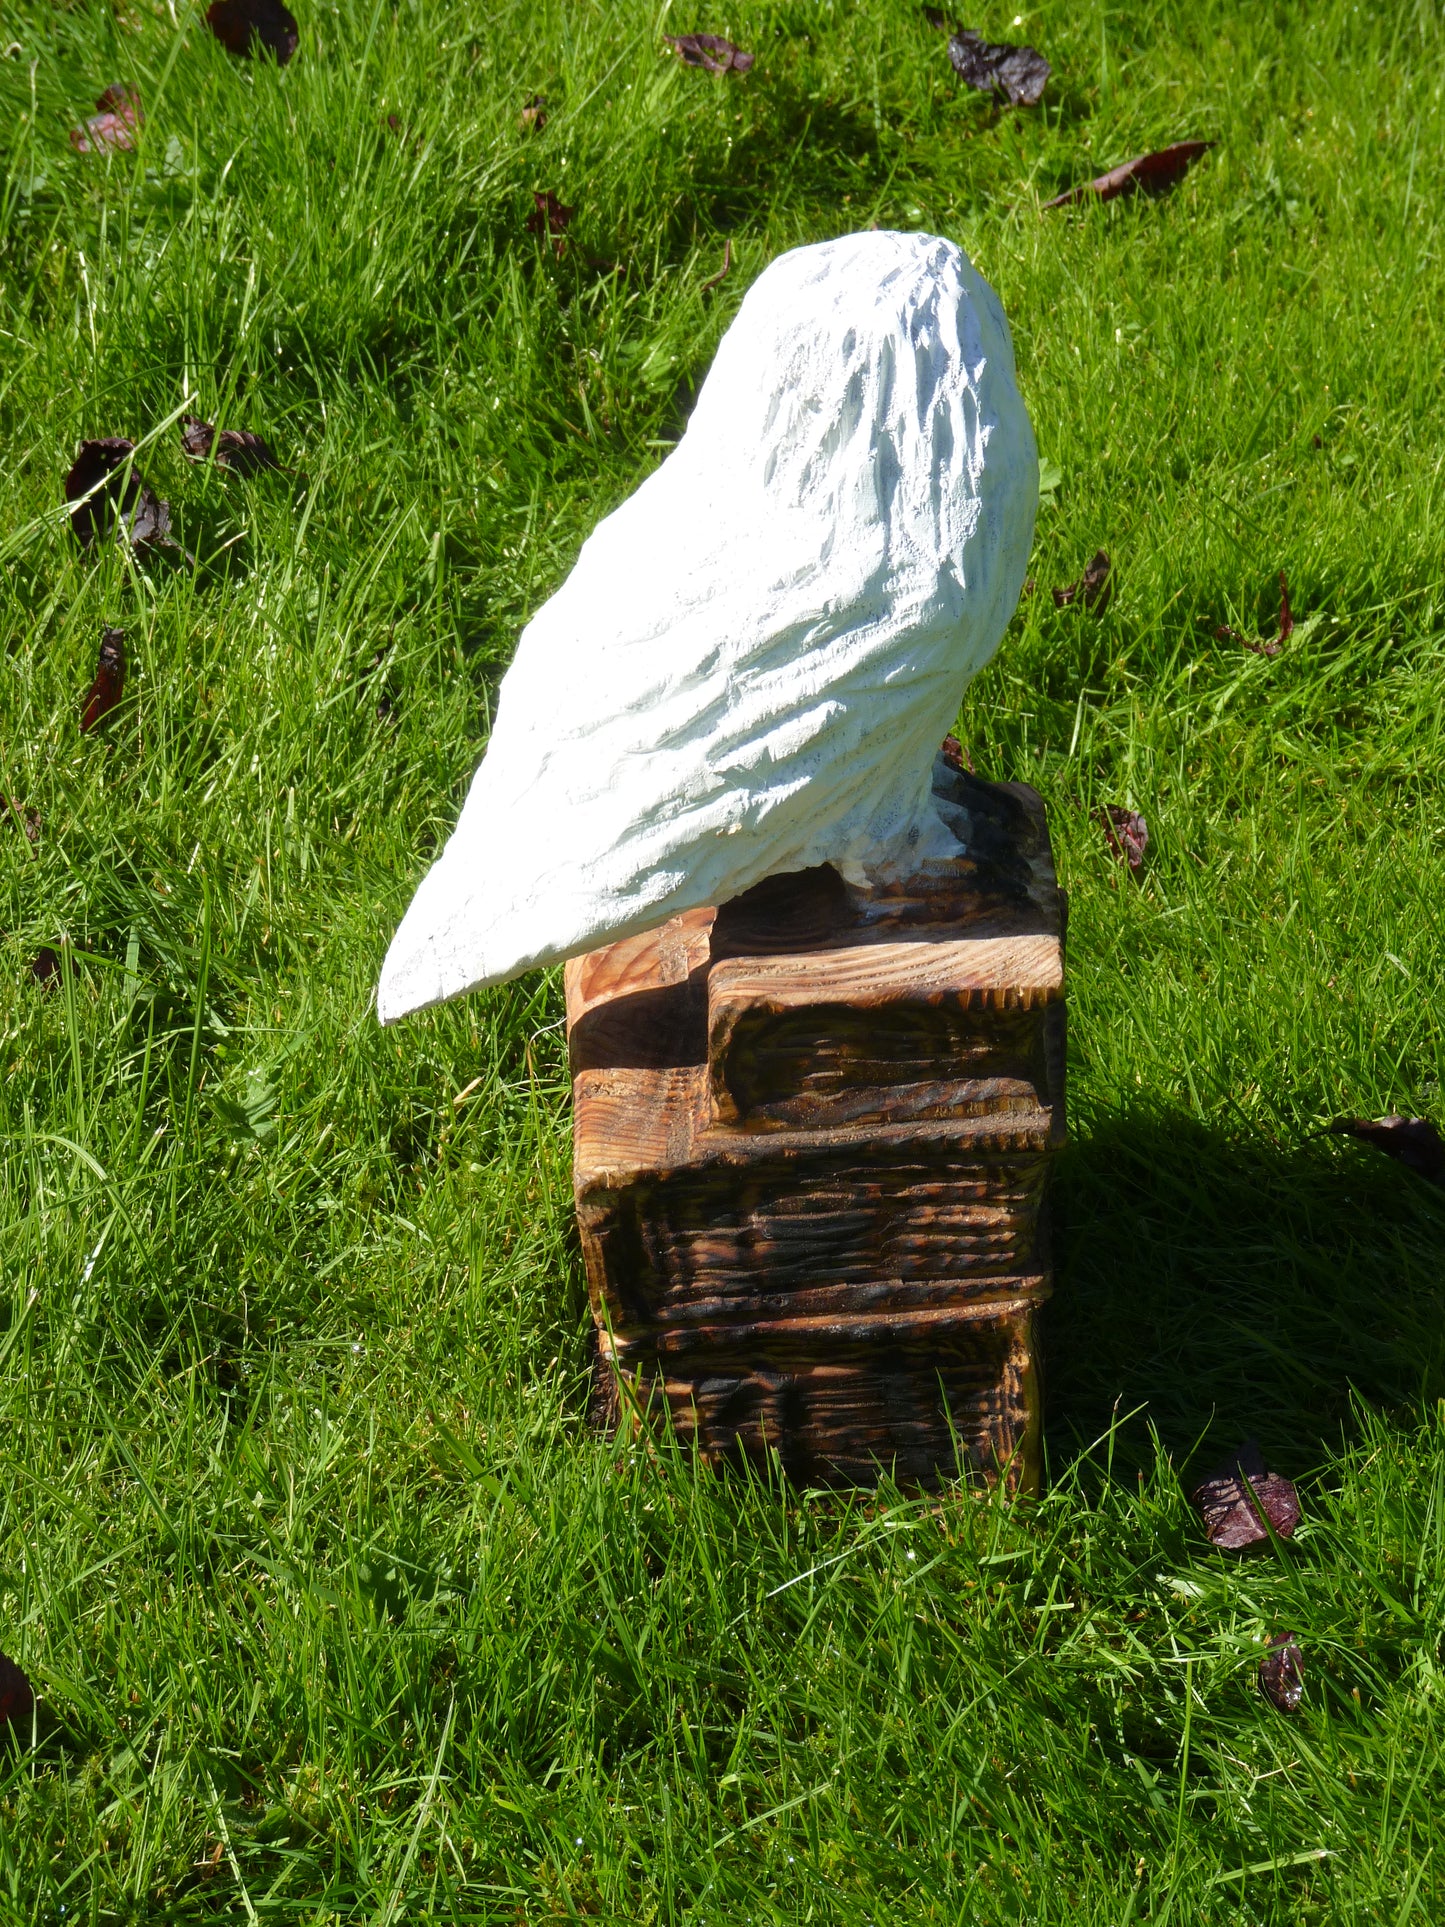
[564,761,1066,1490]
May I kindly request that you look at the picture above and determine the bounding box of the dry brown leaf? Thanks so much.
[64,439,178,555]
[1190,1441,1301,1551]
[1096,806,1148,875]
[1042,141,1213,212]
[69,83,142,154]
[0,1651,34,1727]
[80,628,126,734]
[946,28,1048,106]
[206,0,298,63]
[1052,549,1111,611]
[180,415,285,476]
[5,797,41,843]
[666,33,754,74]
[527,189,574,257]
[1258,1632,1304,1712]
[699,237,733,292]
[1327,1115,1445,1187]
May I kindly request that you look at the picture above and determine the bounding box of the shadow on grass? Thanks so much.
[1046,1104,1445,1477]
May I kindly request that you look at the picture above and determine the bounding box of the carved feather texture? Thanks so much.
[378,230,1037,1020]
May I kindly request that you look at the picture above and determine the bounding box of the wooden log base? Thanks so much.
[566,763,1066,1491]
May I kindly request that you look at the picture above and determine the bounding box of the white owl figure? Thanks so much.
[378,229,1037,1022]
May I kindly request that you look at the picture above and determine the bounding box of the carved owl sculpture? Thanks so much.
[378,229,1037,1021]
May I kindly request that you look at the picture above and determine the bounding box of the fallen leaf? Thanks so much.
[1053,549,1111,611]
[0,1651,34,1728]
[665,33,754,74]
[1042,140,1214,211]
[1217,572,1298,657]
[69,82,142,154]
[946,28,1050,107]
[65,437,140,548]
[205,0,298,64]
[1096,806,1148,875]
[1326,1115,1445,1187]
[31,947,61,989]
[1190,1440,1301,1551]
[195,1838,225,1879]
[921,5,950,28]
[527,189,574,256]
[519,93,547,132]
[5,797,41,843]
[180,415,283,476]
[1217,620,1279,658]
[699,236,732,292]
[127,484,172,548]
[80,627,126,733]
[1276,569,1294,645]
[64,439,173,553]
[939,733,974,773]
[1258,1632,1304,1712]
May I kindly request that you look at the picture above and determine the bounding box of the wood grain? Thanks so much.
[568,768,1065,1490]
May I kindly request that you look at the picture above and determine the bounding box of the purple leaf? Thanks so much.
[0,1651,34,1729]
[1216,621,1260,652]
[1190,1440,1301,1551]
[666,33,754,74]
[1053,549,1111,611]
[127,486,172,549]
[181,415,284,476]
[65,437,139,549]
[1042,141,1214,211]
[31,947,61,989]
[1235,626,1281,658]
[1327,1115,1445,1187]
[64,439,172,553]
[69,83,142,154]
[947,28,1049,107]
[1258,1632,1304,1712]
[1096,806,1148,875]
[80,628,126,734]
[527,189,574,256]
[206,0,298,65]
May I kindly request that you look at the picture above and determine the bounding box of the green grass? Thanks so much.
[2,0,1444,1917]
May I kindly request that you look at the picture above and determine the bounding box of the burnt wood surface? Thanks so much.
[566,765,1065,1489]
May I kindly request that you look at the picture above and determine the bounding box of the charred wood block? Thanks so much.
[565,780,1066,1490]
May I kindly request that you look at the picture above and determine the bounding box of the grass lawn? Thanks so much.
[3,0,1445,1916]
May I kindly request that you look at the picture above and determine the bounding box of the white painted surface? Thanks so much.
[378,230,1037,1021]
